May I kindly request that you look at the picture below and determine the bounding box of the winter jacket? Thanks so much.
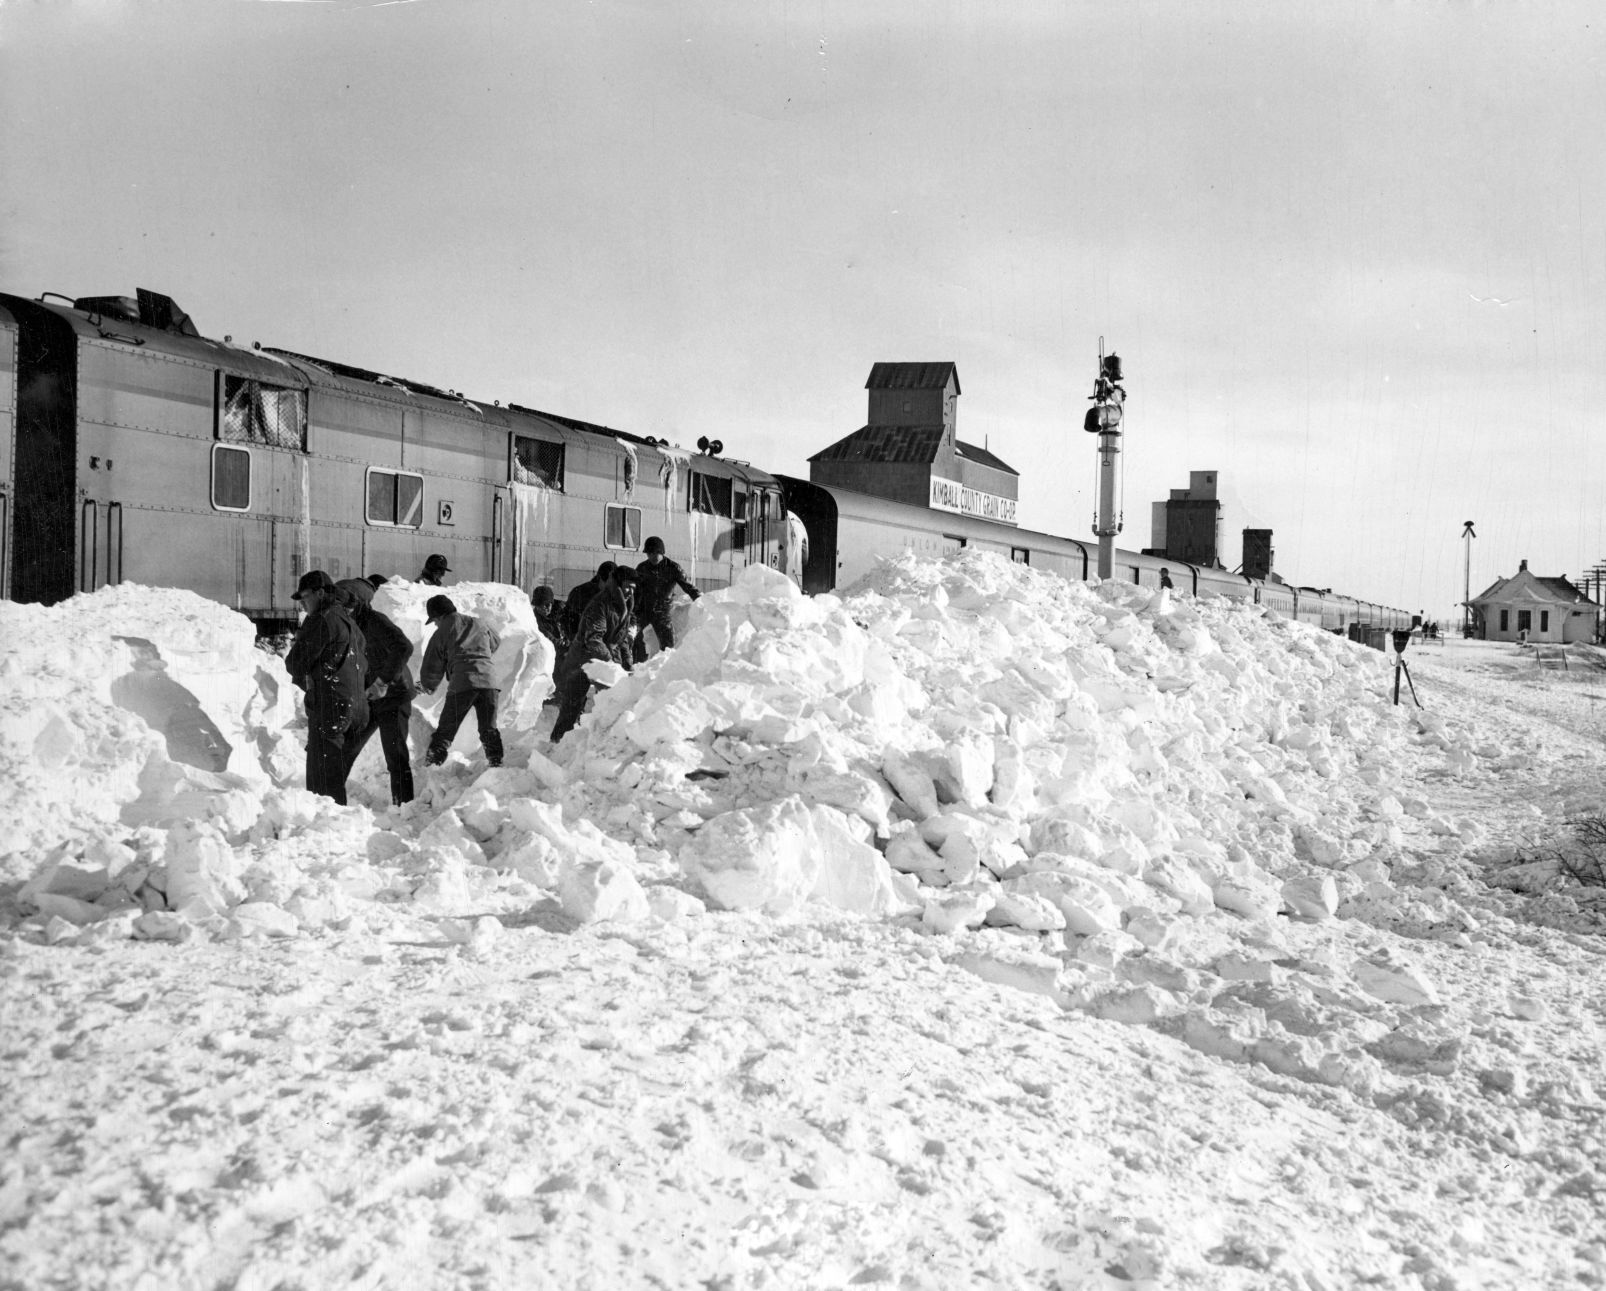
[355,607,417,710]
[336,578,417,711]
[634,556,700,623]
[285,604,370,741]
[556,584,635,685]
[420,612,501,694]
[561,576,607,638]
[533,607,567,656]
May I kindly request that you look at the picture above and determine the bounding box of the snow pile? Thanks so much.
[0,578,552,928]
[8,553,1606,1287]
[2,552,1494,1099]
[0,585,299,882]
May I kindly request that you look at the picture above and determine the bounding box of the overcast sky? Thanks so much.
[5,1,1604,619]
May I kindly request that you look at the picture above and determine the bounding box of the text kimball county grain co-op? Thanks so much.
[928,476,1018,523]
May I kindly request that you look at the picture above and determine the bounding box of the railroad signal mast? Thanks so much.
[1085,341,1125,581]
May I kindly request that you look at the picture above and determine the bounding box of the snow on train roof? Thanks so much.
[4,552,1606,1286]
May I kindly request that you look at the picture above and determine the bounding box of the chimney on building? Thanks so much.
[1243,529,1274,581]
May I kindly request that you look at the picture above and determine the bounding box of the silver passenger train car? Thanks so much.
[0,288,787,630]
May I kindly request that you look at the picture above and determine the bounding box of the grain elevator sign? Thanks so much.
[929,476,1017,524]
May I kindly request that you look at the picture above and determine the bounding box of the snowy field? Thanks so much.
[4,554,1606,1291]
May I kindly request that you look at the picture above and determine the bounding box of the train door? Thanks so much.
[730,481,751,582]
[753,487,782,571]
[9,300,77,606]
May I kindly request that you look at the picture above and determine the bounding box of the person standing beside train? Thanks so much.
[561,560,615,639]
[285,570,370,806]
[550,565,639,743]
[334,578,418,807]
[419,594,504,769]
[530,584,568,656]
[634,535,700,660]
[419,554,451,587]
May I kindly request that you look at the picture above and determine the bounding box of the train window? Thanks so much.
[605,505,641,550]
[512,435,565,490]
[211,444,251,511]
[366,468,424,528]
[732,489,748,547]
[218,374,307,450]
[690,471,732,517]
[1011,547,1029,564]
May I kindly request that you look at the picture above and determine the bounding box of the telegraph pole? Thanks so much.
[1461,520,1476,638]
[1589,561,1606,642]
[1085,341,1125,581]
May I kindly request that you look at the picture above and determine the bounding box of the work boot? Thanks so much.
[484,730,504,768]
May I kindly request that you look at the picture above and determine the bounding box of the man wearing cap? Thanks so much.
[334,578,418,806]
[419,594,504,768]
[285,570,370,805]
[550,565,638,743]
[419,554,451,587]
[634,535,700,659]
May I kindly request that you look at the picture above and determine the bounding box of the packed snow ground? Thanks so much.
[5,554,1606,1290]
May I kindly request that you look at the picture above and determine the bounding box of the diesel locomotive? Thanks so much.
[0,287,787,632]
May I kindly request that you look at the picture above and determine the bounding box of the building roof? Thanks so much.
[955,439,1017,474]
[1470,569,1597,609]
[865,362,961,394]
[809,424,945,464]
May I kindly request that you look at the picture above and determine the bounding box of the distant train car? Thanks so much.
[777,475,1089,594]
[0,288,786,630]
[778,476,1411,634]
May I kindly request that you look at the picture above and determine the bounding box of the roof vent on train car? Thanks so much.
[136,289,200,337]
[73,295,141,324]
[71,290,201,337]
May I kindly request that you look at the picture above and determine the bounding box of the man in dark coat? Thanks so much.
[285,569,370,806]
[419,553,451,587]
[420,594,504,768]
[634,535,700,659]
[530,585,568,657]
[561,560,615,639]
[334,578,418,806]
[550,565,638,743]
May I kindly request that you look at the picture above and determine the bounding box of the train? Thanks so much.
[779,476,1411,636]
[0,285,1410,638]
